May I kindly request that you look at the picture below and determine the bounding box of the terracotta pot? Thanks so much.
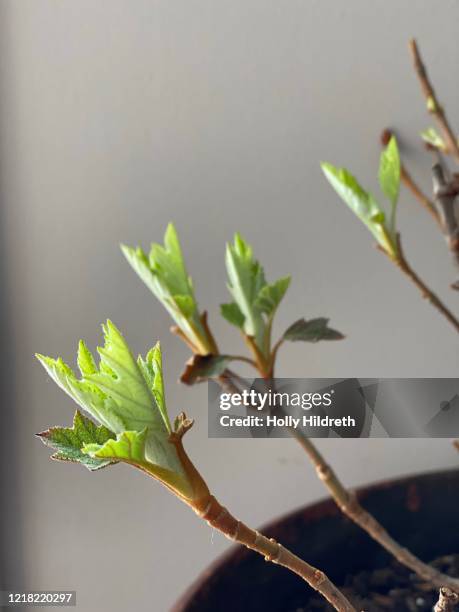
[172,469,459,611]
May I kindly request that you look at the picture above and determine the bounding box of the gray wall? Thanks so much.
[2,1,458,610]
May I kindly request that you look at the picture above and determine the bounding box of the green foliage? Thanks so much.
[420,127,447,151]
[121,224,213,355]
[224,234,290,356]
[220,302,245,329]
[321,149,399,259]
[254,276,291,316]
[36,321,193,498]
[283,318,345,343]
[378,135,400,236]
[37,410,116,471]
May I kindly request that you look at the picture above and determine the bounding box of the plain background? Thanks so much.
[1,1,458,610]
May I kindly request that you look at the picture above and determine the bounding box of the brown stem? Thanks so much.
[401,164,441,225]
[192,494,356,612]
[434,587,459,612]
[216,373,459,591]
[432,164,459,289]
[389,235,459,332]
[292,432,459,592]
[409,39,459,165]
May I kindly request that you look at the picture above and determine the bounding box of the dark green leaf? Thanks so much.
[254,276,291,316]
[283,318,345,343]
[37,410,116,471]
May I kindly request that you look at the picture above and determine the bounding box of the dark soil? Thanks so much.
[300,554,459,612]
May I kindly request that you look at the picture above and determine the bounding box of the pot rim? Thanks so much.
[171,466,459,612]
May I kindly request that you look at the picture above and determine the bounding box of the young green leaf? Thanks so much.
[37,410,116,471]
[220,302,245,329]
[420,127,448,151]
[321,163,397,258]
[121,224,213,355]
[283,318,345,343]
[225,233,266,346]
[254,276,291,316]
[379,135,400,207]
[36,321,185,487]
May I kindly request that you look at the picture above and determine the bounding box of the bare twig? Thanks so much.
[388,235,459,332]
[216,371,459,592]
[290,431,459,592]
[381,129,440,225]
[434,587,459,612]
[402,163,441,225]
[409,39,459,164]
[191,494,356,611]
[432,164,459,289]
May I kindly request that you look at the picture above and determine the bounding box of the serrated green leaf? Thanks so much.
[321,162,397,257]
[77,340,97,376]
[82,429,193,499]
[37,410,116,471]
[283,318,345,342]
[137,342,169,432]
[180,354,233,385]
[420,127,448,151]
[37,321,183,479]
[254,276,291,316]
[220,302,245,329]
[225,233,266,346]
[379,135,400,237]
[121,225,213,355]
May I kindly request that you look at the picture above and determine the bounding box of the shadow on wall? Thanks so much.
[0,1,25,590]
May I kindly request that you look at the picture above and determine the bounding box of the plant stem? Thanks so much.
[214,373,459,591]
[192,494,356,612]
[409,39,459,165]
[432,164,459,289]
[434,587,459,612]
[390,235,459,333]
[289,429,459,592]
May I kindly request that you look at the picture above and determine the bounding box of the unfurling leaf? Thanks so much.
[225,233,266,346]
[220,302,245,329]
[36,321,196,498]
[254,276,291,316]
[180,354,233,385]
[121,224,214,355]
[283,318,345,343]
[37,410,116,471]
[420,127,448,152]
[321,162,398,258]
[379,135,400,214]
[224,234,289,359]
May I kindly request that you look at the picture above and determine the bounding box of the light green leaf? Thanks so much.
[225,233,266,346]
[283,318,345,342]
[122,224,212,355]
[379,136,400,207]
[37,410,116,471]
[321,162,397,257]
[77,340,97,376]
[420,127,447,151]
[82,429,194,499]
[254,276,291,316]
[220,302,245,329]
[37,321,183,477]
[137,342,169,432]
